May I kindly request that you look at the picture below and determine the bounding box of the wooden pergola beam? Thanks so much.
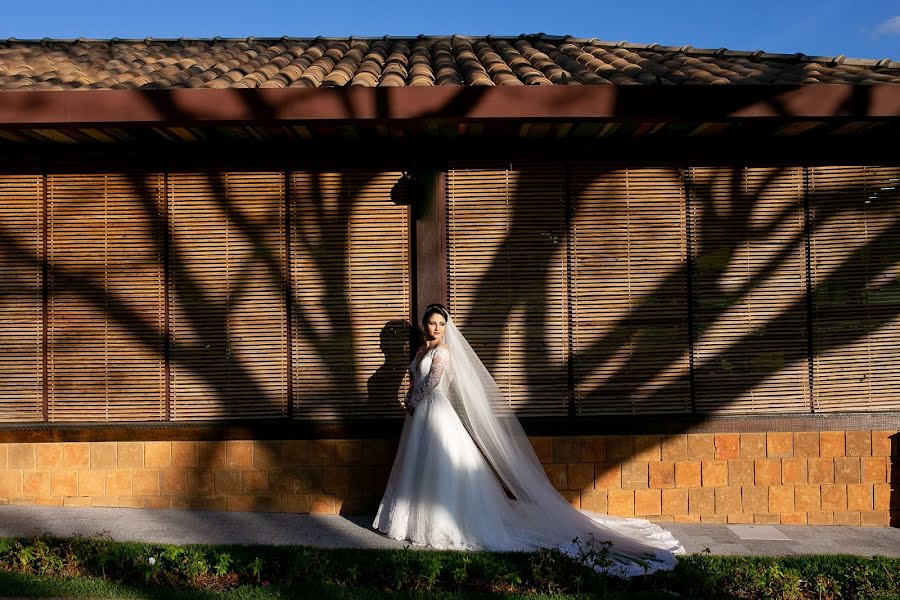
[0,84,898,127]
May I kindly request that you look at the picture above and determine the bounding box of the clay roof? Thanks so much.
[1,35,898,91]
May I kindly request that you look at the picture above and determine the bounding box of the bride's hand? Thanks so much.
[404,389,416,415]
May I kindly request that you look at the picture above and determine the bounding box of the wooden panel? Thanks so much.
[571,166,691,415]
[0,175,43,422]
[810,166,900,412]
[689,167,809,413]
[290,171,411,419]
[47,173,166,422]
[447,163,568,416]
[168,172,287,420]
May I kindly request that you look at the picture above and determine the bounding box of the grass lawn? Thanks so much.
[0,570,624,599]
[1,535,898,599]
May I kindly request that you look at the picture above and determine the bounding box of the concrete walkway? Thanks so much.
[0,505,898,558]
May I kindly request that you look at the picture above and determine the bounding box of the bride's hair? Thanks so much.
[422,303,449,326]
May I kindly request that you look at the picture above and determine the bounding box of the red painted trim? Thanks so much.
[0,85,898,126]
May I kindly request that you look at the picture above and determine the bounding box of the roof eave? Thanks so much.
[0,84,898,127]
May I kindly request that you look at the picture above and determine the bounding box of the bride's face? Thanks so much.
[424,314,446,342]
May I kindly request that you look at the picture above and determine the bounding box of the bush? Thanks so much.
[0,534,897,599]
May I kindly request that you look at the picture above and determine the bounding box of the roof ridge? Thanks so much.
[0,35,895,66]
[564,37,898,67]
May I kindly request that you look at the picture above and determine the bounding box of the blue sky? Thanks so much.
[2,0,898,60]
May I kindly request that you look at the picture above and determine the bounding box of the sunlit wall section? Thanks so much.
[689,167,809,414]
[168,172,287,420]
[570,166,691,415]
[810,166,900,412]
[46,173,167,422]
[447,162,569,416]
[0,175,43,422]
[290,171,411,419]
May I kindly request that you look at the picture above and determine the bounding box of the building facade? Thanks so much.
[0,36,898,526]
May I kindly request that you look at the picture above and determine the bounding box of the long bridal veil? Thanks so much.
[441,315,684,577]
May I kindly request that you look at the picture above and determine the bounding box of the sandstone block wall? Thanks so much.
[0,431,896,526]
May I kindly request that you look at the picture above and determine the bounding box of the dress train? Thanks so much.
[374,344,683,578]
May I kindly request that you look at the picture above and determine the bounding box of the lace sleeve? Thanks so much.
[407,346,449,411]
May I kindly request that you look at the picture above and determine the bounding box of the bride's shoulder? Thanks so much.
[436,342,450,354]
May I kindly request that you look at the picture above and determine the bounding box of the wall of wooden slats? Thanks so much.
[809,166,900,412]
[0,175,43,422]
[689,167,810,413]
[1,162,899,424]
[47,174,166,422]
[570,166,691,415]
[290,171,411,419]
[448,162,900,416]
[446,163,569,416]
[168,172,288,421]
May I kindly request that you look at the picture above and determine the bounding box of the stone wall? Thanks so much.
[0,431,896,526]
[532,431,897,527]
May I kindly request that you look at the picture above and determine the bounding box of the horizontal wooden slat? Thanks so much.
[447,163,568,416]
[291,171,411,419]
[0,175,43,422]
[47,173,166,422]
[571,165,690,415]
[689,166,809,414]
[810,165,900,412]
[168,172,287,421]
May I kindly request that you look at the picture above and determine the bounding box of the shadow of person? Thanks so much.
[367,319,413,409]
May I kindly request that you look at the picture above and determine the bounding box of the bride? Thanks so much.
[373,304,683,578]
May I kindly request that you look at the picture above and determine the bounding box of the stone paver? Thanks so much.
[665,523,900,557]
[0,505,898,557]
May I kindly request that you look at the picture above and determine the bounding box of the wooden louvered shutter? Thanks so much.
[689,167,809,413]
[291,171,411,419]
[0,175,43,422]
[47,174,166,422]
[447,163,568,416]
[809,166,900,412]
[168,172,287,420]
[570,166,690,414]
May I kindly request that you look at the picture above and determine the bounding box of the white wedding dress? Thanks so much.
[373,320,684,578]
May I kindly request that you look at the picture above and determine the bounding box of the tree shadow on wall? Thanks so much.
[0,83,486,426]
[456,157,899,519]
[0,82,483,532]
[0,80,897,531]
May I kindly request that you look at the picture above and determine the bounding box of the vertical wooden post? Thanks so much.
[413,168,448,325]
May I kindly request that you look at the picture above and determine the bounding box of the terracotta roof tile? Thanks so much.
[0,35,898,91]
[407,40,434,86]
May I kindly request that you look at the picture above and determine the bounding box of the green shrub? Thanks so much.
[0,534,897,599]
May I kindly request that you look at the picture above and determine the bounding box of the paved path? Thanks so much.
[0,505,898,557]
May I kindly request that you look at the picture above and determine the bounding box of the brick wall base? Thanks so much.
[0,431,896,526]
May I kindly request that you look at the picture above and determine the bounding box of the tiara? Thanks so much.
[424,304,449,318]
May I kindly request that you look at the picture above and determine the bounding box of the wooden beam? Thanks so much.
[413,168,448,324]
[0,85,898,127]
